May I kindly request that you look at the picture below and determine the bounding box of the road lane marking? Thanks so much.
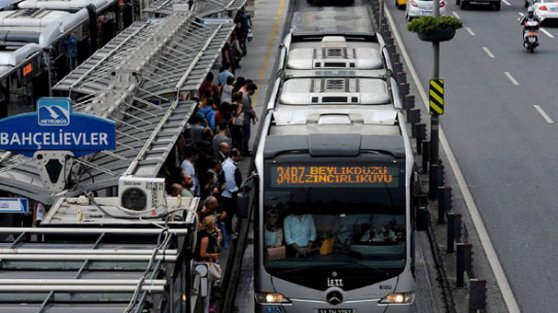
[452,11,461,18]
[502,0,511,5]
[252,0,286,107]
[534,105,554,123]
[540,28,554,38]
[483,47,495,58]
[466,27,476,36]
[384,4,522,313]
[504,72,519,85]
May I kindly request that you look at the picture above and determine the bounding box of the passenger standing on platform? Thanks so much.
[236,7,252,56]
[212,120,232,160]
[218,62,234,86]
[230,92,244,151]
[181,146,199,196]
[199,72,220,104]
[206,158,224,191]
[239,83,258,156]
[217,142,231,163]
[232,76,245,93]
[198,97,217,130]
[221,148,241,237]
[230,30,243,69]
[34,202,45,227]
[220,76,235,105]
[195,215,222,313]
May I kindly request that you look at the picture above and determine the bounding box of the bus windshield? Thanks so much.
[262,162,407,288]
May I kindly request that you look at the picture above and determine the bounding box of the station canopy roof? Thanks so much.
[144,0,247,17]
[0,11,234,204]
[0,225,190,313]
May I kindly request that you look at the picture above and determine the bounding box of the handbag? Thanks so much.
[233,111,245,126]
[319,238,336,256]
[266,246,286,261]
[205,261,222,281]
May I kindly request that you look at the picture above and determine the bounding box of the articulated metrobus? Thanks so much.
[246,19,418,309]
[252,106,416,312]
[251,65,416,311]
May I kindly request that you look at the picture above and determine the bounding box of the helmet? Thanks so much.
[527,6,534,16]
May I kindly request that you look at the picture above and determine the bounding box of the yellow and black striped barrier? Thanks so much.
[429,79,444,115]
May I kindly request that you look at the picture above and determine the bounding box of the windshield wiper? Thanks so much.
[274,261,393,277]
[276,262,349,275]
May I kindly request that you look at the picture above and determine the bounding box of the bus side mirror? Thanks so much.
[236,173,257,219]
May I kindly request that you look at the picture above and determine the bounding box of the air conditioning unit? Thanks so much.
[118,176,166,212]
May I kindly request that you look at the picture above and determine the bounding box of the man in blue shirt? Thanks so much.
[218,62,234,86]
[221,148,241,237]
[284,213,316,257]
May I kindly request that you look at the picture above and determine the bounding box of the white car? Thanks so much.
[406,0,448,21]
[532,0,558,23]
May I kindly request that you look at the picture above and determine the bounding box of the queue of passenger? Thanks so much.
[162,8,256,312]
[163,13,256,311]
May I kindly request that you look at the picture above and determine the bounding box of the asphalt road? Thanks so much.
[387,1,558,312]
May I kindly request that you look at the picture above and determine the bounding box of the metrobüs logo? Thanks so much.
[38,98,70,126]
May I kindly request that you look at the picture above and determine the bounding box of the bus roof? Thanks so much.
[263,107,404,158]
[0,8,88,47]
[278,76,391,106]
[286,35,384,70]
[17,0,117,12]
[0,43,40,77]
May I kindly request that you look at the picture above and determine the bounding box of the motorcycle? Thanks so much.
[523,20,540,53]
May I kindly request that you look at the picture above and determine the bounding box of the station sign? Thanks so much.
[0,198,29,214]
[0,97,116,157]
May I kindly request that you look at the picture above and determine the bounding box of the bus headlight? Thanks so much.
[255,292,292,304]
[379,292,415,304]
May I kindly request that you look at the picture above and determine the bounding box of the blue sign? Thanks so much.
[0,198,29,213]
[38,98,70,126]
[0,97,116,157]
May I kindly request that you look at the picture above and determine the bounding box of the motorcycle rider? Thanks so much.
[520,6,541,47]
[520,6,541,26]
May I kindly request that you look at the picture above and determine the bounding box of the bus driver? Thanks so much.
[284,213,316,257]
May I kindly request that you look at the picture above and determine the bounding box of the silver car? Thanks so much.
[406,0,448,21]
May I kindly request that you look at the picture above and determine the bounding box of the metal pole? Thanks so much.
[379,0,384,33]
[43,48,53,97]
[0,248,178,255]
[430,0,441,181]
[456,243,465,288]
[447,213,455,253]
[0,227,188,235]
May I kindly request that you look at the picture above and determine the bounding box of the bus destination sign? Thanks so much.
[271,165,399,188]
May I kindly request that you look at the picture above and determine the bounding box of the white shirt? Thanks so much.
[221,157,239,198]
[180,159,198,195]
[221,84,233,104]
[283,214,317,247]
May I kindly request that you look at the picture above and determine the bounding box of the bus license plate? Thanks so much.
[317,309,353,313]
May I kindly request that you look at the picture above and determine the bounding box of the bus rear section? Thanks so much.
[253,110,416,313]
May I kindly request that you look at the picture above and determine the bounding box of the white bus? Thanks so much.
[252,107,416,312]
[248,62,417,311]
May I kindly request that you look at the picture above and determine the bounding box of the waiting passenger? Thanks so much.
[284,212,316,257]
